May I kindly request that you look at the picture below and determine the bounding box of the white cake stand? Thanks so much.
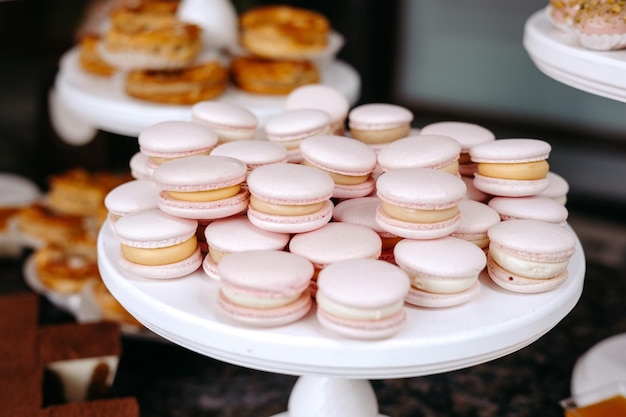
[53,47,361,140]
[524,8,626,403]
[98,221,585,417]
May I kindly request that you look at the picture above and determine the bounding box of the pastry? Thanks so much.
[16,203,90,248]
[78,34,117,77]
[299,135,378,199]
[100,7,202,70]
[348,103,414,149]
[573,0,626,50]
[216,250,314,327]
[263,108,331,163]
[230,56,320,96]
[124,59,228,104]
[239,5,330,59]
[138,120,218,174]
[450,199,501,250]
[0,172,41,257]
[488,195,569,225]
[316,258,410,339]
[420,121,495,177]
[245,163,334,234]
[91,279,142,328]
[153,155,249,220]
[470,138,551,197]
[285,84,350,135]
[114,209,202,279]
[376,134,462,175]
[202,215,290,281]
[191,101,259,143]
[375,167,467,239]
[210,139,288,171]
[548,0,583,31]
[394,237,486,308]
[487,219,577,293]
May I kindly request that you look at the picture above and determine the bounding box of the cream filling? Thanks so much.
[208,246,228,265]
[221,284,300,309]
[316,291,404,320]
[301,160,369,185]
[438,160,460,175]
[167,184,241,202]
[382,202,458,223]
[477,160,549,180]
[149,150,211,166]
[490,245,569,279]
[249,195,323,216]
[350,125,410,144]
[121,236,197,266]
[408,273,476,294]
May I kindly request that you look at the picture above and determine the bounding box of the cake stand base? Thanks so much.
[271,376,388,417]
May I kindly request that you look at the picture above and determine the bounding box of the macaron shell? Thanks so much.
[419,121,495,151]
[300,135,378,176]
[158,188,249,220]
[375,204,461,240]
[247,199,333,233]
[469,138,551,163]
[404,280,481,308]
[348,103,413,130]
[264,109,331,142]
[332,197,390,236]
[114,209,198,248]
[246,163,334,204]
[138,121,218,157]
[451,199,501,241]
[473,173,550,197]
[537,171,570,204]
[217,289,312,327]
[191,101,258,131]
[117,246,203,279]
[210,140,288,168]
[332,177,376,199]
[204,215,290,253]
[104,179,160,216]
[202,255,220,281]
[488,196,569,225]
[376,134,461,171]
[487,254,568,293]
[153,155,248,191]
[284,85,350,124]
[316,307,406,340]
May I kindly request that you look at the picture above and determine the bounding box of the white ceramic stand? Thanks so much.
[52,47,361,140]
[97,221,585,416]
[524,8,626,402]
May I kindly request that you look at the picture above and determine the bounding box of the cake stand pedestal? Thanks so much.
[98,221,585,416]
[524,8,626,402]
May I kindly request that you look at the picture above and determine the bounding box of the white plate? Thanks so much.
[99,220,585,379]
[53,47,361,138]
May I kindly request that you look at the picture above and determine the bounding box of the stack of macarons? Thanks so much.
[102,100,579,335]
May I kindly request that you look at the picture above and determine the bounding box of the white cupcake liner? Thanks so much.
[575,31,626,51]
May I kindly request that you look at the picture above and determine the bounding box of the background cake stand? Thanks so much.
[52,47,361,142]
[524,7,626,404]
[98,221,585,417]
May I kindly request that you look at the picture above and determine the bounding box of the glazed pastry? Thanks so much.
[78,34,117,77]
[230,56,320,95]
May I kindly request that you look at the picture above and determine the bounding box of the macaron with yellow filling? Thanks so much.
[245,162,334,233]
[375,167,466,239]
[348,103,414,150]
[376,134,462,175]
[114,208,202,279]
[299,135,378,199]
[153,155,249,220]
[470,138,551,197]
[138,121,219,175]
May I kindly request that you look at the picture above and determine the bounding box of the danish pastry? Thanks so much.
[78,34,117,77]
[35,239,99,295]
[230,56,319,95]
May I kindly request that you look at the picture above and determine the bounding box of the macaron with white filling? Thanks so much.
[348,103,413,149]
[210,139,288,171]
[264,109,332,163]
[315,258,410,339]
[375,167,466,239]
[114,209,201,279]
[285,84,350,135]
[202,215,290,281]
[450,199,501,250]
[420,121,495,176]
[394,236,487,308]
[191,101,258,143]
[470,138,551,197]
[217,250,314,327]
[246,163,334,233]
[153,155,248,220]
[138,121,219,175]
[299,135,378,199]
[376,134,462,175]
[487,219,577,293]
[488,195,569,225]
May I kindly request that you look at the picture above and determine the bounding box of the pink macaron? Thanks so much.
[461,175,490,203]
[138,121,219,175]
[104,179,160,227]
[216,249,314,327]
[202,215,290,281]
[488,196,569,226]
[420,121,495,176]
[470,138,551,197]
[487,219,577,293]
[376,134,462,175]
[348,103,414,149]
[264,109,332,163]
[210,139,288,171]
[537,171,570,205]
[375,167,467,239]
[288,222,382,294]
[114,208,202,279]
[153,154,249,220]
[285,84,350,135]
[191,101,259,143]
[315,258,410,339]
[394,236,487,308]
[245,162,334,233]
[129,151,151,180]
[299,135,378,199]
[450,199,501,250]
